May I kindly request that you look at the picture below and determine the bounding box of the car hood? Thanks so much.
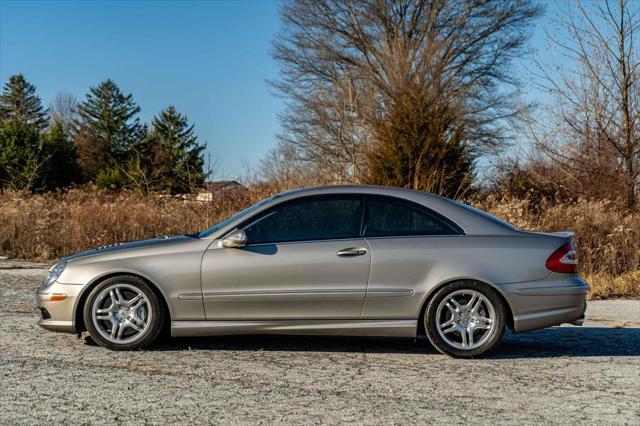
[59,235,195,263]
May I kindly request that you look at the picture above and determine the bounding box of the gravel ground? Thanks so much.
[0,269,638,425]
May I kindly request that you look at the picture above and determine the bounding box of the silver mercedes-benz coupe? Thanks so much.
[35,185,588,357]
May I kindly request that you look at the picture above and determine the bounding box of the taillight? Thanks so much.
[546,241,578,273]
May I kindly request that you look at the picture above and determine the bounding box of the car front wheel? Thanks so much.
[83,275,164,351]
[425,281,506,358]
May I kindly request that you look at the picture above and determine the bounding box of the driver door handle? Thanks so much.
[337,247,368,257]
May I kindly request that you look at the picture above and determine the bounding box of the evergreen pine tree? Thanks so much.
[37,121,81,191]
[0,119,42,190]
[75,79,145,183]
[0,74,48,130]
[147,106,206,193]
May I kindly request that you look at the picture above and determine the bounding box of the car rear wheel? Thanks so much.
[83,275,164,351]
[425,281,506,358]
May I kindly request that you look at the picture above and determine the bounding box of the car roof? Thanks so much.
[263,185,519,236]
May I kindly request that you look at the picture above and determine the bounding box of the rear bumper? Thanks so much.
[35,281,83,334]
[500,275,588,332]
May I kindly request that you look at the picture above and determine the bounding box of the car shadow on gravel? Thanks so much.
[148,326,640,358]
[154,334,430,354]
[491,327,640,359]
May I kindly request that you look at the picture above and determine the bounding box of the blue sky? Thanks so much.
[0,0,283,179]
[0,0,562,179]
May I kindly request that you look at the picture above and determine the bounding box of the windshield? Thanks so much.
[197,196,276,238]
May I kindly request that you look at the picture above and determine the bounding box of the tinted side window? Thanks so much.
[243,196,363,244]
[364,196,461,237]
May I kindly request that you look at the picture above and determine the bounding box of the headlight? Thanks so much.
[40,262,67,290]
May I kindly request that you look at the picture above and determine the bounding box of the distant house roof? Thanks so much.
[204,180,247,193]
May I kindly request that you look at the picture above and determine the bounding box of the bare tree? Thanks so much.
[48,92,78,133]
[260,142,328,191]
[532,0,640,209]
[270,0,541,195]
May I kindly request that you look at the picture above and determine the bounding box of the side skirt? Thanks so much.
[171,319,417,338]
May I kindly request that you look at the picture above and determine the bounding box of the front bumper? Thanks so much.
[35,281,84,334]
[500,275,589,333]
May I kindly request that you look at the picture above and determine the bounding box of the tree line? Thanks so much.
[262,0,639,210]
[2,0,638,211]
[263,0,542,197]
[0,75,206,194]
[511,0,640,210]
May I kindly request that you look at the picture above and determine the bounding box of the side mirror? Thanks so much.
[221,229,247,248]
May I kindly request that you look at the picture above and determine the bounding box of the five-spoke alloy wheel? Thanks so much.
[425,281,506,358]
[83,275,164,350]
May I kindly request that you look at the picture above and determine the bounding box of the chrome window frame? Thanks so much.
[234,194,367,246]
[362,194,465,238]
[217,192,466,246]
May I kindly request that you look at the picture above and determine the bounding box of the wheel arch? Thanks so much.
[73,271,172,334]
[416,277,515,336]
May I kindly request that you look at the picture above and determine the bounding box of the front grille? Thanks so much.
[38,307,51,320]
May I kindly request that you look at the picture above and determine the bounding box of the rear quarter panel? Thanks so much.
[362,234,566,319]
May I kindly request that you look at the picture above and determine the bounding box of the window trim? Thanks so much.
[235,194,367,246]
[362,195,465,238]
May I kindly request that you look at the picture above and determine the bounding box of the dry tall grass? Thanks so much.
[0,188,637,299]
[0,187,268,261]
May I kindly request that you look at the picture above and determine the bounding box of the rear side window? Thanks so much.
[364,196,462,237]
[243,195,363,244]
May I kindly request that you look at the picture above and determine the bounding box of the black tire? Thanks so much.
[424,281,506,358]
[83,275,165,351]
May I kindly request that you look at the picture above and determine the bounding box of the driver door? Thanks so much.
[200,195,370,320]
